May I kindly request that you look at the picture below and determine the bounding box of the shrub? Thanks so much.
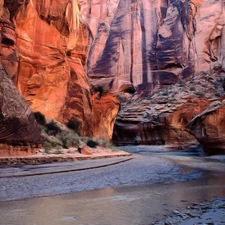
[86,139,98,148]
[67,119,81,134]
[189,87,195,91]
[45,120,62,135]
[43,141,52,153]
[56,131,80,149]
[34,111,46,125]
[54,147,63,154]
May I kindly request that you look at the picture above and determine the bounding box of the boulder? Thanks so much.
[0,63,41,156]
[78,145,92,155]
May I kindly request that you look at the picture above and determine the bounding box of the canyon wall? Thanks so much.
[1,0,225,155]
[113,70,225,154]
[2,0,120,143]
[0,1,41,156]
[92,92,120,141]
[81,0,225,93]
[5,0,93,136]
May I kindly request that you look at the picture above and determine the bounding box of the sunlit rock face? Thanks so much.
[188,101,225,155]
[0,1,41,156]
[81,0,225,93]
[4,0,93,136]
[92,92,120,141]
[0,2,18,84]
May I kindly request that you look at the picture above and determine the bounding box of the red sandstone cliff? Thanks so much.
[188,101,225,155]
[0,2,41,156]
[113,70,225,154]
[4,0,93,136]
[82,0,225,93]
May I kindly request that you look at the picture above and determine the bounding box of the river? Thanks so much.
[0,145,225,225]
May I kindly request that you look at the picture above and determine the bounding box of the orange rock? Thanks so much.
[8,0,93,136]
[165,98,210,146]
[113,70,223,149]
[0,18,18,84]
[188,102,225,155]
[78,145,92,155]
[92,93,120,141]
[0,3,41,157]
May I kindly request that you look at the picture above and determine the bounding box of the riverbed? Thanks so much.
[0,145,225,225]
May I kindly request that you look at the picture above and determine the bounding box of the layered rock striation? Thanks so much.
[113,70,225,152]
[0,63,41,156]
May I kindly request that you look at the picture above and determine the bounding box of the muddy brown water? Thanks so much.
[0,146,225,225]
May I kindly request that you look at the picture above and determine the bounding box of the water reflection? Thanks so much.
[1,175,225,225]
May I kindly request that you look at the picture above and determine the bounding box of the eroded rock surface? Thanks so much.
[5,0,93,136]
[92,92,120,141]
[0,64,41,156]
[188,101,225,155]
[1,0,225,155]
[82,0,225,93]
[0,1,41,156]
[113,70,225,149]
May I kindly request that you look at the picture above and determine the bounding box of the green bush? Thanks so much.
[54,147,63,154]
[43,141,52,153]
[87,139,98,148]
[67,119,81,134]
[45,120,62,135]
[34,111,46,125]
[56,131,80,149]
[162,92,168,96]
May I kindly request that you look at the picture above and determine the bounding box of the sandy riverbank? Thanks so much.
[0,146,131,165]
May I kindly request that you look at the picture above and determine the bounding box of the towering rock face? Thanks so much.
[1,0,225,155]
[4,0,93,136]
[81,0,225,93]
[0,0,41,156]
